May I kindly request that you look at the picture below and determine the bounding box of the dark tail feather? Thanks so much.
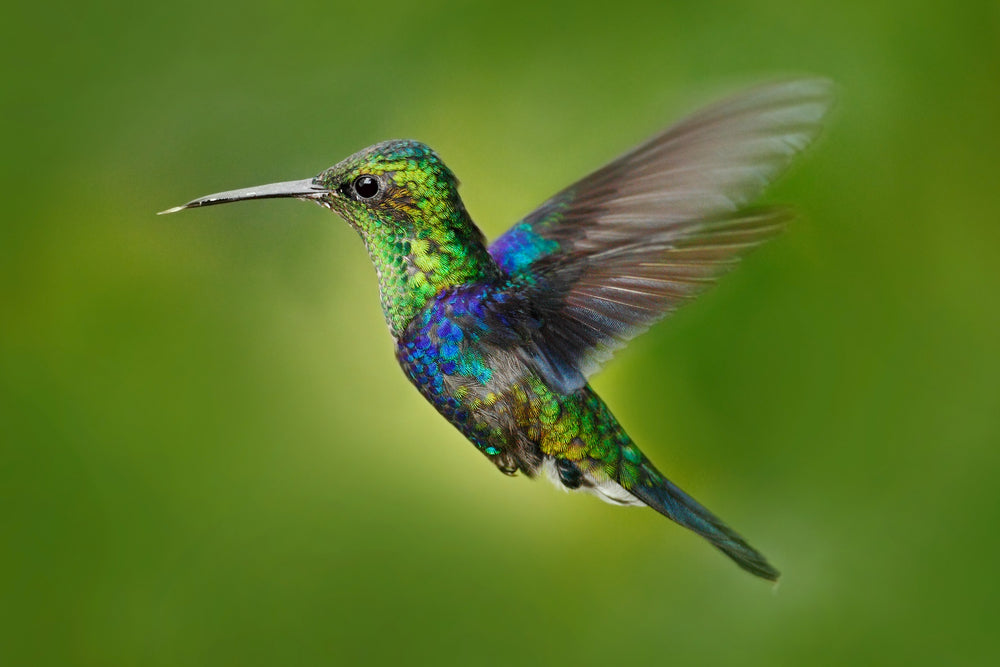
[630,474,780,581]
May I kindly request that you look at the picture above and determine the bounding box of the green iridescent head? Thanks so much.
[161,140,498,336]
[163,141,464,235]
[314,140,462,234]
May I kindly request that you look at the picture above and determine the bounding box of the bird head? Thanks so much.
[161,140,495,335]
[160,140,468,245]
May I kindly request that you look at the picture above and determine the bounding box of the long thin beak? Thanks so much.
[158,178,327,215]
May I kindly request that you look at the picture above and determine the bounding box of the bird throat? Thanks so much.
[360,212,499,338]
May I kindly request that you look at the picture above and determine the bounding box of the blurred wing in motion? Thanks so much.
[489,78,833,392]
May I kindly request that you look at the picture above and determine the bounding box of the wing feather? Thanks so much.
[489,79,833,391]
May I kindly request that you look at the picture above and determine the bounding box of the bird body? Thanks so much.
[163,79,833,580]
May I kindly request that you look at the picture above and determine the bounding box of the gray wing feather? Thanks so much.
[489,78,834,391]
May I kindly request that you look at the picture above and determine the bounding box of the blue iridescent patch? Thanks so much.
[489,223,559,274]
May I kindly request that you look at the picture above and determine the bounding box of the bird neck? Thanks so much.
[362,210,499,338]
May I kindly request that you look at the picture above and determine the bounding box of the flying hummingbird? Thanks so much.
[162,79,832,580]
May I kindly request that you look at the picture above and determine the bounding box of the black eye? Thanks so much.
[352,175,381,200]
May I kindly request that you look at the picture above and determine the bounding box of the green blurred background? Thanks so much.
[2,1,998,665]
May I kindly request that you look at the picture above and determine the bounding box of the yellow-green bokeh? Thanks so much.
[2,1,999,665]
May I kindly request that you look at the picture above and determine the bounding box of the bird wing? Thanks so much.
[488,78,833,393]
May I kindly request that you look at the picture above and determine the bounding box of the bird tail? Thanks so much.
[628,460,780,581]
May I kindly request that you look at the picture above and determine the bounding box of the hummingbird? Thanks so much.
[162,79,832,580]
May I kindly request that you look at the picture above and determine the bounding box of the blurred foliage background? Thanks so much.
[2,1,999,665]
